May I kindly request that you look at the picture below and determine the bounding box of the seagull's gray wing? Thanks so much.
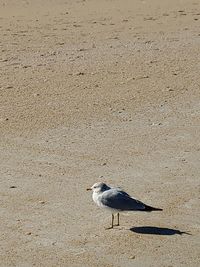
[101,189,146,211]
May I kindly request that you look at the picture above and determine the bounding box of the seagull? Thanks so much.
[87,182,162,228]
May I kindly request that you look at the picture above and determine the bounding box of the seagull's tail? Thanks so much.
[143,204,163,212]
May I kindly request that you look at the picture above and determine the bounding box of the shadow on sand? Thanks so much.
[130,226,191,236]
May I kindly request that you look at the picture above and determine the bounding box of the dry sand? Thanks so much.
[0,0,200,266]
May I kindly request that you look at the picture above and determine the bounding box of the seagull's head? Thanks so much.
[87,182,110,193]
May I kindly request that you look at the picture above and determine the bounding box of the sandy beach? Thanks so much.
[0,0,200,266]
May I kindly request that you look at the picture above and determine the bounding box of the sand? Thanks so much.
[0,0,200,266]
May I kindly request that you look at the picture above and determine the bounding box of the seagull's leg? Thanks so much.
[111,214,114,228]
[105,214,114,230]
[105,213,120,229]
[116,213,120,226]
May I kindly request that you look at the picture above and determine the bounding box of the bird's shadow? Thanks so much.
[130,226,191,236]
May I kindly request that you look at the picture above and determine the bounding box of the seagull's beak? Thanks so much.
[86,187,92,191]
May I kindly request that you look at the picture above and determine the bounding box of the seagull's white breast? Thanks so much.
[92,191,119,213]
[92,192,104,207]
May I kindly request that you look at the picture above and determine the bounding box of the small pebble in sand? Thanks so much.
[26,232,32,235]
[39,201,46,204]
[129,256,136,259]
[76,72,85,76]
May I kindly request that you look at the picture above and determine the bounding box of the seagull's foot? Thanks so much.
[105,225,123,230]
[105,226,114,230]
